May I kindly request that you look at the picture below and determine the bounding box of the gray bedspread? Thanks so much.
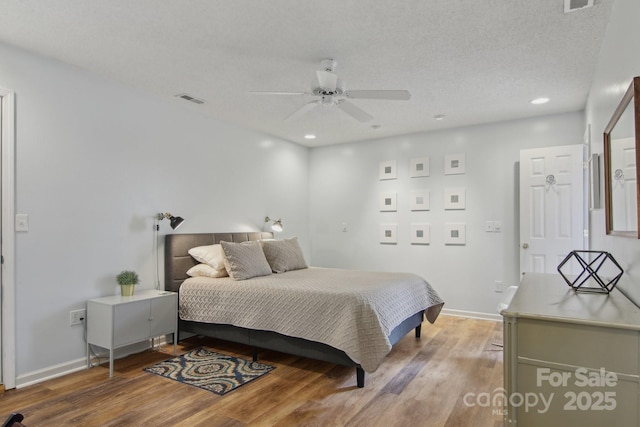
[179,267,444,372]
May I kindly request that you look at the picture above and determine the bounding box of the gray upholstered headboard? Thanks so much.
[164,232,273,292]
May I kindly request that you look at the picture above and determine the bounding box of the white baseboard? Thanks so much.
[15,312,499,388]
[16,338,168,389]
[16,357,87,389]
[441,308,502,322]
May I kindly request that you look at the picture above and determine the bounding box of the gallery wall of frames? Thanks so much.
[379,154,467,246]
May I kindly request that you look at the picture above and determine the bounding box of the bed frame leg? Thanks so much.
[356,367,365,388]
[252,347,258,362]
[415,324,422,338]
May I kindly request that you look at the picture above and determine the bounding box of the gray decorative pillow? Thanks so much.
[220,240,272,280]
[261,237,308,273]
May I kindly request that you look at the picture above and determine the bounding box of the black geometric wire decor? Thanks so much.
[557,250,624,294]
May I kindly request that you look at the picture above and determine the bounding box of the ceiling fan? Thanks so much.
[250,59,411,123]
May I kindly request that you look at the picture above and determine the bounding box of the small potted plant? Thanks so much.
[116,270,139,296]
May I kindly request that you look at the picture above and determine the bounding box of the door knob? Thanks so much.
[522,243,529,249]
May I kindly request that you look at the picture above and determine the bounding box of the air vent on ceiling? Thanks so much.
[564,0,594,13]
[175,93,205,104]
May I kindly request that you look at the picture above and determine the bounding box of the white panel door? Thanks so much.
[520,145,584,276]
[610,137,637,231]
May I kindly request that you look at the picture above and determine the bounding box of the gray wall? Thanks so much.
[308,112,585,315]
[3,0,638,382]
[0,42,310,379]
[586,0,640,303]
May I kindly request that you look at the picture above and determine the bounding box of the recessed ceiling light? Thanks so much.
[531,97,550,105]
[434,114,445,121]
[304,134,316,140]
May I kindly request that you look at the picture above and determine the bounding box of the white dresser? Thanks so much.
[502,273,640,426]
[87,289,178,377]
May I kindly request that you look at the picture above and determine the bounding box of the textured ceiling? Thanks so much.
[0,0,613,146]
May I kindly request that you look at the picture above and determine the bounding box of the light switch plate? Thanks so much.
[16,214,29,232]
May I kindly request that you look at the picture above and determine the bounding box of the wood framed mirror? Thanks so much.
[604,76,640,237]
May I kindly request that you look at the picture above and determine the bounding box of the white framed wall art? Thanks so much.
[379,191,397,212]
[379,160,397,180]
[410,223,430,245]
[380,223,398,244]
[444,223,466,245]
[444,153,466,175]
[444,187,466,210]
[410,190,430,211]
[410,157,430,178]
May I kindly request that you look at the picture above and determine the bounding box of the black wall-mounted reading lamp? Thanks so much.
[156,212,185,230]
[154,212,185,290]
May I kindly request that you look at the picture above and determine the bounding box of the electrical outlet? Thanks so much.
[495,280,504,293]
[70,309,86,326]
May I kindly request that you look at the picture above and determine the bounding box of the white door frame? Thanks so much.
[1,87,16,390]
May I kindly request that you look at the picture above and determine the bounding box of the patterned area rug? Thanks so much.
[143,347,275,395]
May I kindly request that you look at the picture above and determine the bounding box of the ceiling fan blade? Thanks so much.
[249,91,309,96]
[337,100,374,123]
[345,90,411,100]
[316,70,338,92]
[284,101,320,121]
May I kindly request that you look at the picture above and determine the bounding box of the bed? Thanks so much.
[165,232,444,388]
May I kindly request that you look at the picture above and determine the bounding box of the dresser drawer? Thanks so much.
[516,363,639,426]
[517,318,639,375]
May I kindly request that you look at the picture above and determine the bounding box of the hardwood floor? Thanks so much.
[0,315,503,426]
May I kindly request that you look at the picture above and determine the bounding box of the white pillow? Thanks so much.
[188,244,226,271]
[220,240,272,281]
[186,263,228,278]
[261,237,308,273]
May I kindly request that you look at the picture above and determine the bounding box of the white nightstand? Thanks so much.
[86,289,178,377]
